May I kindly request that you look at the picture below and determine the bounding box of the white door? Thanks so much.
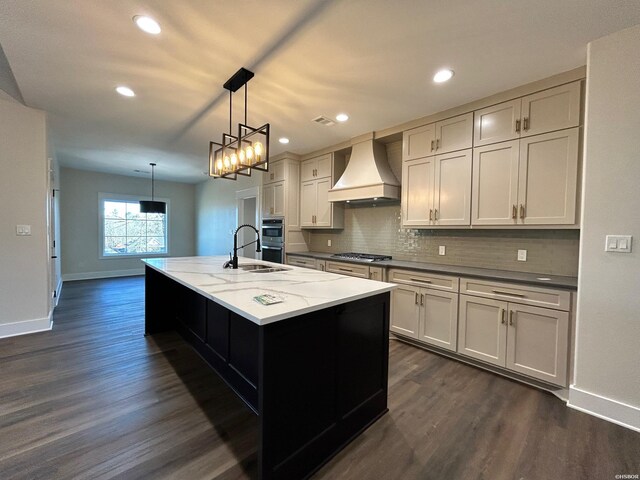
[315,178,332,227]
[520,81,581,137]
[300,181,316,227]
[435,112,473,154]
[506,304,569,386]
[473,99,522,146]
[390,284,421,338]
[517,128,579,225]
[458,295,508,367]
[472,141,520,225]
[402,157,434,226]
[419,289,459,351]
[433,149,472,226]
[403,123,436,160]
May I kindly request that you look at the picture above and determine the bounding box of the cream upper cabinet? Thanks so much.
[472,140,520,225]
[402,157,435,226]
[435,113,473,154]
[521,82,581,137]
[505,304,569,386]
[300,181,316,227]
[458,295,508,367]
[403,124,436,160]
[433,149,472,226]
[301,153,332,182]
[517,128,579,225]
[262,182,274,218]
[471,128,579,226]
[473,81,581,147]
[262,181,285,217]
[474,99,522,147]
[264,161,286,184]
[315,178,333,227]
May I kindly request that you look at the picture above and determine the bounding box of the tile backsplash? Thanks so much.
[308,204,580,276]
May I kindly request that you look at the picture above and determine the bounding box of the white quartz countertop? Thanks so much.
[142,256,396,326]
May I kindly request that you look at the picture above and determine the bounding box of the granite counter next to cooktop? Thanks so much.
[286,251,578,290]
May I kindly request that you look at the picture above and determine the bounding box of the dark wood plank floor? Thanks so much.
[0,277,638,480]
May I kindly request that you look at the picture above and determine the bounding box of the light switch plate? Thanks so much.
[16,224,31,236]
[438,246,446,256]
[327,239,332,247]
[517,249,527,261]
[605,235,632,253]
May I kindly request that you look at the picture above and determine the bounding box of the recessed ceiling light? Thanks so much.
[336,113,349,122]
[279,137,290,144]
[433,69,454,83]
[116,86,135,97]
[133,15,161,35]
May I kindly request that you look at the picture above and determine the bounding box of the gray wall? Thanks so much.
[570,24,640,429]
[196,174,261,256]
[0,98,50,331]
[60,168,196,279]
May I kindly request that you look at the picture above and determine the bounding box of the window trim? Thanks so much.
[98,192,170,260]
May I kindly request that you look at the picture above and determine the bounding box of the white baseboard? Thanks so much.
[568,386,640,432]
[0,312,53,339]
[55,278,63,307]
[62,268,144,281]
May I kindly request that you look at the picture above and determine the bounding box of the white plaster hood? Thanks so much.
[328,135,400,203]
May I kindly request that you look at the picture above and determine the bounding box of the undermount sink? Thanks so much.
[238,264,290,273]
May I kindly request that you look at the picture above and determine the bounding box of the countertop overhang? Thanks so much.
[142,256,396,326]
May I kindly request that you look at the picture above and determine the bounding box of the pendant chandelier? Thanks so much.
[140,163,166,214]
[209,67,270,180]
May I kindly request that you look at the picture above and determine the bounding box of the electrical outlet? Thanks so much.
[517,249,527,262]
[438,245,446,256]
[327,239,332,247]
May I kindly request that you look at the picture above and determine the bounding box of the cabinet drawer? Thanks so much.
[460,278,570,311]
[326,261,369,278]
[287,256,316,269]
[389,269,459,292]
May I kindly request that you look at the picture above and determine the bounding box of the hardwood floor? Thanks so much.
[0,277,637,479]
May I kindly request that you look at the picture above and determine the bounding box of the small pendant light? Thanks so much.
[140,163,166,214]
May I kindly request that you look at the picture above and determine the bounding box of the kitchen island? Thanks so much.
[143,256,396,480]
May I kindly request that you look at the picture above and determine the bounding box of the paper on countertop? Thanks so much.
[253,293,284,306]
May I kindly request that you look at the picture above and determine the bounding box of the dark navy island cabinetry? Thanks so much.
[144,259,394,480]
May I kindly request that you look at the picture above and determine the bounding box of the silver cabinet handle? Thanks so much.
[338,267,353,272]
[500,308,506,324]
[430,140,435,152]
[515,119,521,133]
[429,209,433,221]
[434,209,438,220]
[492,290,526,298]
[415,292,419,305]
[520,204,525,220]
[436,138,440,150]
[410,278,431,284]
[523,117,529,131]
[509,310,515,326]
[512,205,517,219]
[420,294,424,306]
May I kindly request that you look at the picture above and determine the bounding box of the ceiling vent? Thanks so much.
[312,115,336,126]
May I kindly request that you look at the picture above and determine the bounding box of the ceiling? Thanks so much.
[1,1,639,183]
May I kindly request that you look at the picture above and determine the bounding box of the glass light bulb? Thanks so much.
[230,153,238,166]
[254,142,263,159]
[238,150,245,164]
[224,156,230,168]
[216,158,223,170]
[246,146,254,162]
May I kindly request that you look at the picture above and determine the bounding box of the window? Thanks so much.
[99,194,168,258]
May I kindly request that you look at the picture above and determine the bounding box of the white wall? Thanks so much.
[0,98,51,336]
[570,24,640,431]
[59,168,196,279]
[196,174,261,256]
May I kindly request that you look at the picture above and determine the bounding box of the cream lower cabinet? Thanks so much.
[286,255,318,269]
[389,270,459,351]
[458,292,569,386]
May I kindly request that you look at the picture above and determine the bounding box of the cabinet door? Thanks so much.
[506,304,569,386]
[458,295,507,367]
[403,124,436,160]
[433,149,472,225]
[419,289,458,351]
[301,158,317,182]
[262,184,274,217]
[472,141,520,225]
[300,181,316,227]
[435,113,473,154]
[369,266,383,281]
[402,157,434,226]
[390,284,421,338]
[473,99,522,146]
[316,260,326,271]
[264,161,285,184]
[273,182,285,216]
[521,82,581,137]
[517,128,579,225]
[316,153,332,179]
[315,178,333,227]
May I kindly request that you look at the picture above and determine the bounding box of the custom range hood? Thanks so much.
[328,134,400,203]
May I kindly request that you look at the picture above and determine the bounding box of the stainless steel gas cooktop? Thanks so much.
[331,252,392,262]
